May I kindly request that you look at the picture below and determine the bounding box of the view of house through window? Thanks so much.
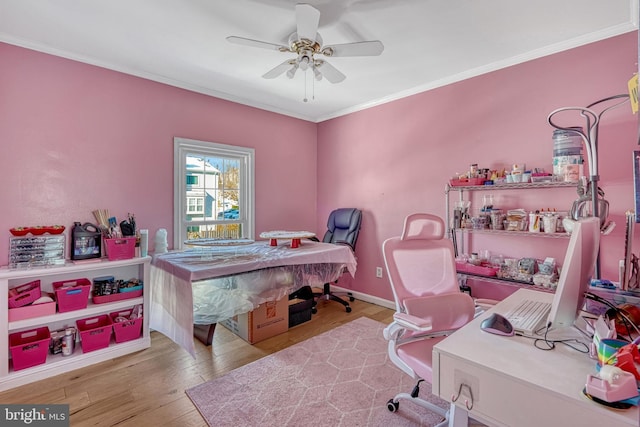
[174,138,255,248]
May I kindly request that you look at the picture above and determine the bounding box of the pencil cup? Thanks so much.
[597,339,627,366]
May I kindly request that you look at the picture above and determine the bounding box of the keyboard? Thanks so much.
[504,299,552,336]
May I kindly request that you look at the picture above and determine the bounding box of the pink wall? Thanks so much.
[2,32,639,306]
[0,42,318,264]
[318,32,639,302]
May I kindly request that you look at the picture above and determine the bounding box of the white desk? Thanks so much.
[432,288,639,427]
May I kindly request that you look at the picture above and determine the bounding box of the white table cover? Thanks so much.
[149,240,357,356]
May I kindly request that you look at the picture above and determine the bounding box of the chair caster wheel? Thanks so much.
[346,306,352,313]
[387,399,399,412]
[312,307,317,314]
[349,296,355,302]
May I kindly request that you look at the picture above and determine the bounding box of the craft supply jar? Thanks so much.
[490,210,505,230]
[471,216,487,230]
[542,215,558,233]
[61,328,75,356]
[552,128,583,182]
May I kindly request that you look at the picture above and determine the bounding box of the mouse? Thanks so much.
[480,313,515,336]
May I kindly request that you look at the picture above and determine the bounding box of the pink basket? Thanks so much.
[455,261,499,277]
[110,309,143,343]
[9,301,56,322]
[93,288,142,305]
[8,280,41,308]
[53,278,91,312]
[77,315,113,353]
[105,237,136,261]
[9,327,50,371]
[449,177,485,187]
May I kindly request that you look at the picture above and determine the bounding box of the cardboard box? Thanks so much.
[220,297,288,344]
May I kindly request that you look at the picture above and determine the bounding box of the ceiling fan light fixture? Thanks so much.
[299,53,311,70]
[286,64,299,79]
[312,65,322,81]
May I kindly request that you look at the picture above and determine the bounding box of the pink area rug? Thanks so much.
[186,317,454,426]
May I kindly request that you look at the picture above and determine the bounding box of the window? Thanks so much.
[174,137,255,249]
[187,197,204,214]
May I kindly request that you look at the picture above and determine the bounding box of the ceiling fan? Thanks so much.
[226,3,384,84]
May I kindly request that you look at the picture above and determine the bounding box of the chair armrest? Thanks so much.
[393,312,433,332]
[334,240,355,251]
[403,293,476,331]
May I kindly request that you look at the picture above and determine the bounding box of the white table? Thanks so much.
[149,240,357,356]
[432,288,639,427]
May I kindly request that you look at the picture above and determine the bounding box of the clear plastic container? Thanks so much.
[553,128,583,156]
[553,128,583,181]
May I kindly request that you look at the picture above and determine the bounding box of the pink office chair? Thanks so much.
[383,213,476,426]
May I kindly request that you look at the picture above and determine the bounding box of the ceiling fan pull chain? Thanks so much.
[303,69,308,102]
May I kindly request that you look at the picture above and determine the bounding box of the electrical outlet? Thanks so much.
[376,267,383,278]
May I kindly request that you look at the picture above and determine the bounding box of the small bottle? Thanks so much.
[139,229,149,257]
[62,328,74,356]
[528,211,540,233]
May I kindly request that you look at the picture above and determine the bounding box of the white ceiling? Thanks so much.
[0,0,637,122]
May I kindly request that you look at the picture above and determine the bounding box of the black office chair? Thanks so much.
[311,208,362,313]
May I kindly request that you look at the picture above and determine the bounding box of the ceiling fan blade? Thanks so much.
[226,36,288,52]
[316,60,346,84]
[295,4,320,41]
[322,40,384,57]
[262,60,295,79]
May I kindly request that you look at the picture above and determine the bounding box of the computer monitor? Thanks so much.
[547,217,601,329]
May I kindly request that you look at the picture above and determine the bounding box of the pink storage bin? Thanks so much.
[9,327,50,371]
[449,177,485,187]
[110,309,143,343]
[76,315,113,353]
[455,261,499,277]
[93,288,142,305]
[8,280,41,308]
[105,237,136,261]
[53,278,91,312]
[9,301,56,322]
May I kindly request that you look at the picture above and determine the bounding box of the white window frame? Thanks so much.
[174,137,255,249]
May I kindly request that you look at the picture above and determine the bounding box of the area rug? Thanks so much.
[186,316,454,426]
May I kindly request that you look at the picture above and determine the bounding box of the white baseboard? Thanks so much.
[330,285,395,310]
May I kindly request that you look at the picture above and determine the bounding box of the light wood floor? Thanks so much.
[0,298,394,426]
